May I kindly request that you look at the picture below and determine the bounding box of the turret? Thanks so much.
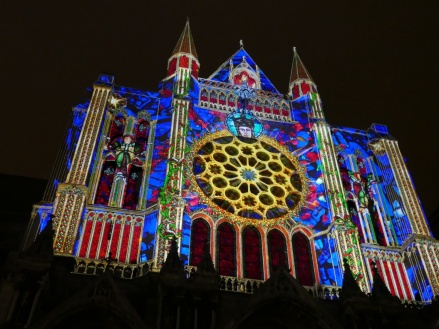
[166,18,200,80]
[289,47,316,99]
[289,48,323,119]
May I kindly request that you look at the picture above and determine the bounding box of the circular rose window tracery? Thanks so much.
[190,131,308,226]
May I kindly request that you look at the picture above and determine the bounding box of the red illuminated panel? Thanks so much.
[190,218,210,266]
[243,227,262,280]
[292,84,300,99]
[129,219,142,263]
[292,232,314,286]
[79,218,93,257]
[233,71,256,88]
[98,220,111,259]
[301,81,310,95]
[180,55,189,68]
[168,57,177,76]
[109,220,122,258]
[119,222,131,263]
[268,229,287,274]
[89,219,103,259]
[217,223,236,277]
[191,60,199,78]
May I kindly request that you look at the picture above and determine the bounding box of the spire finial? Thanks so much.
[240,39,244,48]
[171,19,198,59]
[289,47,314,84]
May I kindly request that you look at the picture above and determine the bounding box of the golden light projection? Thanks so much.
[189,130,308,226]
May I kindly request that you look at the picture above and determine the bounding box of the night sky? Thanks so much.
[2,1,438,217]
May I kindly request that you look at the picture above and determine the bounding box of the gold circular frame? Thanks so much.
[187,130,308,226]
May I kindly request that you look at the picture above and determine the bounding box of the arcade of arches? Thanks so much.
[189,218,315,285]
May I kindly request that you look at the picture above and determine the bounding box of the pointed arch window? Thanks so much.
[347,199,365,244]
[210,90,218,104]
[268,229,287,276]
[109,116,125,140]
[218,92,226,106]
[273,102,280,115]
[122,165,143,210]
[264,100,271,114]
[227,95,236,108]
[292,84,300,99]
[242,227,263,280]
[135,120,149,153]
[255,99,262,112]
[191,60,199,78]
[300,81,310,95]
[179,55,189,68]
[190,218,210,266]
[168,57,177,76]
[217,223,236,277]
[201,89,208,102]
[95,161,116,206]
[292,232,314,286]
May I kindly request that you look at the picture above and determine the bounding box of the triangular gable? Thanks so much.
[207,48,280,94]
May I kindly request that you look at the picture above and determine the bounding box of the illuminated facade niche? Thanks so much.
[26,20,439,306]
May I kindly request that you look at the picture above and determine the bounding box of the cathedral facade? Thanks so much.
[3,20,439,328]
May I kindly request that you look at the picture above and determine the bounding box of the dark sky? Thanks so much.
[1,1,438,217]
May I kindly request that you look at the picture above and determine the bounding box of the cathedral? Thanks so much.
[1,20,439,329]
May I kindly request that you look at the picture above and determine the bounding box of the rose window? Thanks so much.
[190,131,307,225]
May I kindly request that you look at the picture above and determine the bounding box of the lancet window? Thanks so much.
[217,223,236,277]
[292,232,314,286]
[190,218,210,266]
[268,229,288,275]
[242,227,263,280]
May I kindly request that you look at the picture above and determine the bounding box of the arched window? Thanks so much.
[95,161,116,206]
[210,90,218,104]
[273,102,280,115]
[347,199,365,244]
[217,223,236,277]
[135,120,149,153]
[179,55,189,68]
[200,89,208,102]
[190,218,210,266]
[292,84,300,99]
[109,116,125,140]
[122,165,143,210]
[191,60,199,79]
[268,229,287,276]
[219,92,226,106]
[292,232,314,286]
[254,99,262,112]
[168,57,177,76]
[300,81,310,95]
[242,227,263,280]
[264,100,271,114]
[227,95,236,108]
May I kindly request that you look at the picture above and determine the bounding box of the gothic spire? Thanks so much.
[290,47,313,84]
[171,18,198,60]
[340,258,368,302]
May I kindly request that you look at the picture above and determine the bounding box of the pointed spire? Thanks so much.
[160,238,186,279]
[172,18,198,60]
[340,258,369,302]
[196,240,216,274]
[290,47,314,84]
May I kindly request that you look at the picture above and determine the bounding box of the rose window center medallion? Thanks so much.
[190,131,308,226]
